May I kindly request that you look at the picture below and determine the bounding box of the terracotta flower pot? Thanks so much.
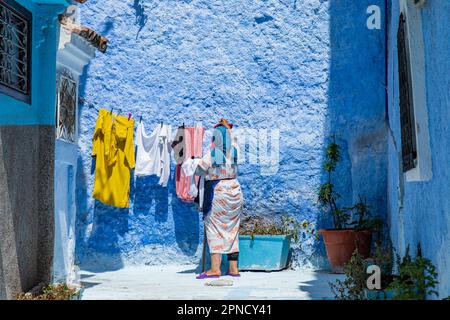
[319,229,372,273]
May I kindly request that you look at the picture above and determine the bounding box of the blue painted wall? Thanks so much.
[0,0,69,125]
[387,1,450,299]
[75,0,387,270]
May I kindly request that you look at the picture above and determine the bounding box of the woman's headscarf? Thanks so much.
[211,120,238,167]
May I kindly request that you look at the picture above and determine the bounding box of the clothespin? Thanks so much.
[128,113,132,121]
[161,121,163,128]
[139,116,142,123]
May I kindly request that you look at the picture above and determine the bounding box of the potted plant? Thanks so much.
[317,137,382,273]
[329,249,367,300]
[364,242,396,300]
[238,214,315,271]
[386,244,439,300]
[330,242,440,300]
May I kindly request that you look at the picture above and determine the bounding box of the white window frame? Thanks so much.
[399,0,432,182]
[56,69,79,144]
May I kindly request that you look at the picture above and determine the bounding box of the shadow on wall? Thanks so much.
[310,0,388,270]
[133,0,149,39]
[171,193,200,256]
[75,153,127,272]
[75,151,201,271]
[133,173,200,257]
[322,0,387,220]
[134,175,169,223]
[75,155,89,267]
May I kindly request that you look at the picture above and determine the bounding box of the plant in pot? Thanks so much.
[239,214,315,271]
[363,242,396,300]
[329,249,367,300]
[346,196,384,258]
[387,244,439,300]
[317,137,382,273]
[330,242,440,300]
[329,242,393,300]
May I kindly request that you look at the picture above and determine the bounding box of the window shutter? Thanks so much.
[397,13,417,172]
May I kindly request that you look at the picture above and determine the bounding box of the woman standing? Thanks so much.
[196,119,244,279]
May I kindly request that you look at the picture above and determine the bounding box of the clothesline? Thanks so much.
[79,96,148,122]
[78,96,203,127]
[78,96,125,115]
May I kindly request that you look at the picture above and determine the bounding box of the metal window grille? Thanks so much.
[0,0,31,103]
[397,13,417,172]
[56,70,77,143]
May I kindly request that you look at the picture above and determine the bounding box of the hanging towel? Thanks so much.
[181,158,202,198]
[175,124,205,201]
[92,108,135,208]
[135,122,173,187]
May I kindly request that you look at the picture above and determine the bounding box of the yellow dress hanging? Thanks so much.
[92,108,135,208]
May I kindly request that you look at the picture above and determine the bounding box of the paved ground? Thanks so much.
[80,265,343,300]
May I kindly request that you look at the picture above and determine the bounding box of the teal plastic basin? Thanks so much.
[238,235,291,271]
[203,235,291,271]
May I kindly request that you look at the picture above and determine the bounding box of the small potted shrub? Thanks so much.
[329,249,368,300]
[364,243,396,300]
[386,244,439,300]
[329,243,395,300]
[330,243,439,300]
[239,214,315,271]
[318,137,382,273]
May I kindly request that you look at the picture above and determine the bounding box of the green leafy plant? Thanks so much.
[347,196,384,232]
[365,242,395,290]
[370,243,393,275]
[330,243,395,300]
[280,215,317,243]
[318,137,350,230]
[387,244,439,300]
[318,138,383,232]
[329,249,367,300]
[240,214,316,243]
[16,283,80,300]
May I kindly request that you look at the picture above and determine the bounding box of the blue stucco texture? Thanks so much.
[75,0,387,270]
[387,1,450,298]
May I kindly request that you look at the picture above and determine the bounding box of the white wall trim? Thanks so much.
[56,6,95,145]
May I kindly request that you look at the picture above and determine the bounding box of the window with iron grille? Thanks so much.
[56,69,77,143]
[0,0,31,104]
[397,13,417,172]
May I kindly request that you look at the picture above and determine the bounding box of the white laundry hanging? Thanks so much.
[135,122,173,187]
[181,158,202,198]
